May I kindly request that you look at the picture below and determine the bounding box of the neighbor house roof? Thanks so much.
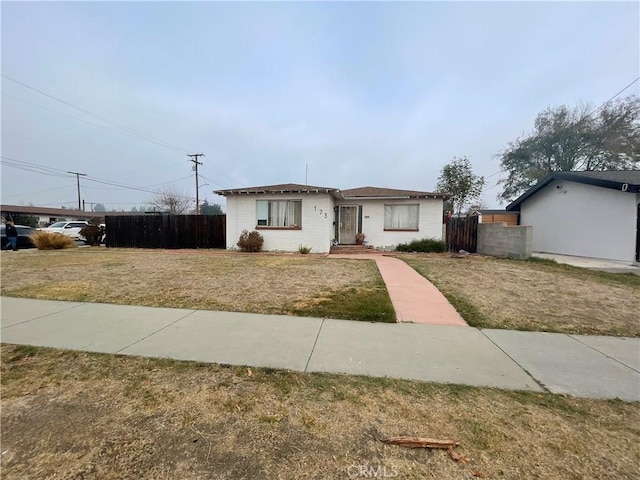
[1,204,95,217]
[0,205,139,218]
[339,187,448,199]
[214,183,340,195]
[471,209,518,215]
[506,170,640,211]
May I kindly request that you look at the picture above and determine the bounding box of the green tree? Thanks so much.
[93,203,106,212]
[436,157,485,215]
[498,96,640,202]
[200,200,223,215]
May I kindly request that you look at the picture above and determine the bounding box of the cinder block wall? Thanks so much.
[477,223,532,259]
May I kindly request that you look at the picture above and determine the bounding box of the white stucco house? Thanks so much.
[214,184,448,253]
[506,170,640,264]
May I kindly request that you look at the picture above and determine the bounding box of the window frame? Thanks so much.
[383,203,420,231]
[255,199,302,230]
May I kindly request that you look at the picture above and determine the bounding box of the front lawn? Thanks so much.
[0,249,395,323]
[400,254,640,337]
[1,345,638,479]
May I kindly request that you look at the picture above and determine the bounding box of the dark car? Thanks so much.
[1,224,36,250]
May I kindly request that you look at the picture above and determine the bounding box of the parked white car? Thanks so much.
[38,221,89,240]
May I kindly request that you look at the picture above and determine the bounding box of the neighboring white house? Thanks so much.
[214,184,448,253]
[506,171,640,264]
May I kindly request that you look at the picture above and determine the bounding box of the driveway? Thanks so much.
[533,252,640,275]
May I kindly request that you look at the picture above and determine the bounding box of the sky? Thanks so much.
[1,0,639,212]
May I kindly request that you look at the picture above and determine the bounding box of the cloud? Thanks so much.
[2,1,638,209]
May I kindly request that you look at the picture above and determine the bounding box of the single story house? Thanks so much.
[506,170,640,264]
[214,184,448,253]
[470,209,519,226]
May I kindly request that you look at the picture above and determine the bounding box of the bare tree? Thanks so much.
[151,186,193,214]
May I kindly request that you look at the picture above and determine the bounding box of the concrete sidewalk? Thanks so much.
[2,297,638,401]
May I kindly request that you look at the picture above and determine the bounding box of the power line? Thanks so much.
[3,77,250,192]
[483,76,640,196]
[2,184,74,198]
[1,156,196,201]
[199,174,235,189]
[143,174,195,188]
[38,201,78,206]
[2,74,192,154]
[1,157,72,179]
[83,176,195,201]
[2,93,191,153]
[81,174,194,192]
[596,76,640,111]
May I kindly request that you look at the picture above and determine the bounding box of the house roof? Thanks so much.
[214,183,448,199]
[341,186,448,199]
[506,170,640,211]
[0,205,139,218]
[471,209,518,215]
[1,204,97,217]
[214,183,340,195]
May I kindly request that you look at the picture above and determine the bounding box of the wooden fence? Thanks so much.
[105,215,226,249]
[446,215,478,253]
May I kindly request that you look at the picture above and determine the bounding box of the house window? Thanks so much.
[256,200,302,228]
[384,204,419,230]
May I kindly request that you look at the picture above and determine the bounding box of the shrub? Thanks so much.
[79,224,104,246]
[237,230,264,252]
[31,231,77,250]
[298,245,312,254]
[396,238,446,253]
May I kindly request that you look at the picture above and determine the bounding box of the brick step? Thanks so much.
[329,245,379,254]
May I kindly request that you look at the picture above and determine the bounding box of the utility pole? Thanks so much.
[188,153,205,214]
[68,171,87,211]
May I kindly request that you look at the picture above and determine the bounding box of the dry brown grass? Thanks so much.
[0,248,394,321]
[2,345,638,480]
[401,254,640,337]
[30,231,76,250]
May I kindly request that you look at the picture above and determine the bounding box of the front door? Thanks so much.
[339,205,358,244]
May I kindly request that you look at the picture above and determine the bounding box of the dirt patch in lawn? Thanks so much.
[0,249,394,322]
[401,254,640,337]
[1,345,638,480]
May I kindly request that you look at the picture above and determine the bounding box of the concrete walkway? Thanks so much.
[330,254,467,326]
[2,297,638,402]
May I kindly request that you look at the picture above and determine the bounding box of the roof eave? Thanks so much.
[214,188,339,196]
[506,172,640,211]
[342,194,448,200]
